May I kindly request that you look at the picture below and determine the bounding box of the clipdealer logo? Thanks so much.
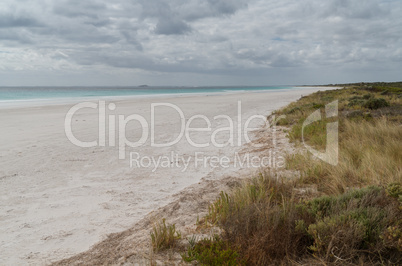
[302,100,339,166]
[64,101,271,159]
[64,99,339,170]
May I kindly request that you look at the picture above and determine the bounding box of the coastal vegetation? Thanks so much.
[150,218,181,252]
[175,82,402,265]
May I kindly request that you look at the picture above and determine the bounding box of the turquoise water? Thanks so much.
[0,86,297,108]
[0,86,292,101]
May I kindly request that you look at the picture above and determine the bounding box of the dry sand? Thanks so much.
[0,87,334,265]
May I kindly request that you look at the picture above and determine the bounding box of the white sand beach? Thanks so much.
[0,87,334,265]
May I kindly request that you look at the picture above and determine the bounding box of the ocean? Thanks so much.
[0,86,294,108]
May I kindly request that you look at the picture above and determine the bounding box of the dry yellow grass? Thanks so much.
[287,117,402,194]
[193,84,402,265]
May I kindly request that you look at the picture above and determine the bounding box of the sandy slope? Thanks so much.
[0,87,334,265]
[53,125,293,265]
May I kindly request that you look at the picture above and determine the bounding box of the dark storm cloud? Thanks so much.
[0,0,401,86]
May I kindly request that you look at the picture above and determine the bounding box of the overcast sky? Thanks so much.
[0,0,401,86]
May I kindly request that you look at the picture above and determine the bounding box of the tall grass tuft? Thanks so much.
[150,218,181,252]
[207,173,314,264]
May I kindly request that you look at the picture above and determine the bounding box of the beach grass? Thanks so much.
[206,177,401,265]
[279,84,401,195]
[150,218,181,252]
[183,82,402,265]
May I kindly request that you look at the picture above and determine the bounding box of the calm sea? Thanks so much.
[0,86,294,108]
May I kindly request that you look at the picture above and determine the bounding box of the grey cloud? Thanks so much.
[207,0,246,15]
[180,0,248,21]
[139,0,248,29]
[71,51,151,68]
[0,29,34,44]
[139,0,171,19]
[120,30,143,50]
[84,18,112,27]
[52,0,107,18]
[154,17,191,35]
[31,24,120,44]
[70,50,191,73]
[233,47,301,68]
[324,0,388,19]
[270,55,300,68]
[0,0,401,86]
[139,0,192,35]
[194,34,228,44]
[234,48,273,65]
[0,13,42,28]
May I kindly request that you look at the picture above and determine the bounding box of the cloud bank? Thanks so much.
[0,0,401,86]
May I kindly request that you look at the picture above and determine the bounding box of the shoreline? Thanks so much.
[0,86,331,110]
[0,87,338,265]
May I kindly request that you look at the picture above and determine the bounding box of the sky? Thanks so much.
[0,0,401,86]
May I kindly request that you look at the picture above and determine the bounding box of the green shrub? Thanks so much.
[286,106,301,114]
[304,187,401,263]
[312,103,325,109]
[207,180,402,264]
[182,236,243,265]
[363,98,390,109]
[150,218,181,252]
[386,183,402,205]
[348,99,365,107]
[307,215,366,258]
[275,117,290,125]
[381,225,402,251]
[362,93,373,99]
[208,174,315,264]
[386,183,402,199]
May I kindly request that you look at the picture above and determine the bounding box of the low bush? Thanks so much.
[312,102,325,109]
[305,186,401,263]
[182,236,243,265]
[347,99,365,107]
[197,181,402,265]
[150,218,181,252]
[386,182,402,204]
[363,97,390,109]
[202,174,313,264]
